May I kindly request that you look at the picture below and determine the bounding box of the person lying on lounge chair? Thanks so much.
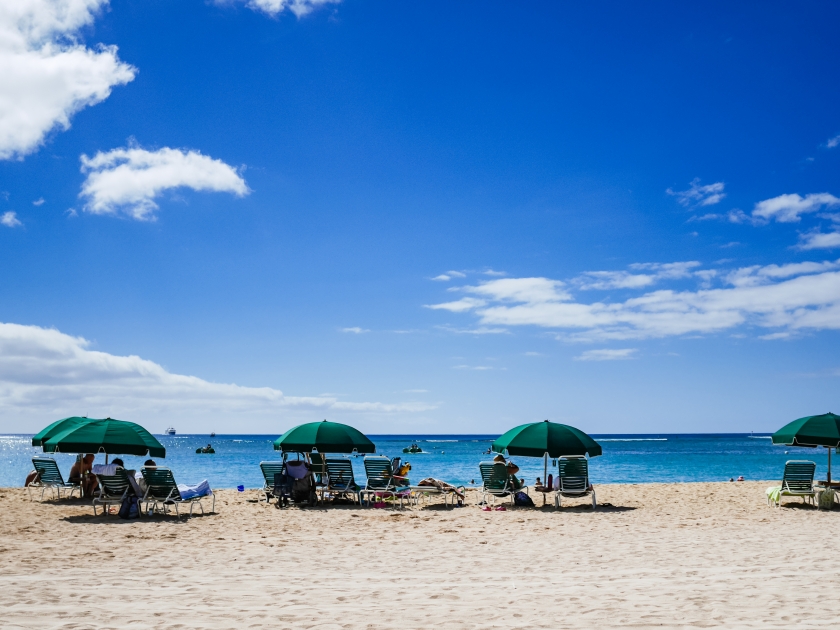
[416,478,465,499]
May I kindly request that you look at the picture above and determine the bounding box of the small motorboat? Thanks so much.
[402,443,425,454]
[210,431,216,437]
[165,427,176,436]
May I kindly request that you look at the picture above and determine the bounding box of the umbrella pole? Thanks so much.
[829,446,832,484]
[543,453,548,506]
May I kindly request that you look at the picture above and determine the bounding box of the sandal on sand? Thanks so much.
[481,506,491,511]
[494,506,506,511]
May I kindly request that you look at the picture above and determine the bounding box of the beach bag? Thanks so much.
[292,475,314,503]
[514,491,534,507]
[118,495,140,519]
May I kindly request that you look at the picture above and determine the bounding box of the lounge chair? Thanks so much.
[93,467,134,516]
[478,462,523,506]
[141,467,215,517]
[27,457,80,501]
[362,456,410,507]
[259,461,286,503]
[555,456,596,508]
[410,478,466,507]
[324,458,362,504]
[766,460,816,508]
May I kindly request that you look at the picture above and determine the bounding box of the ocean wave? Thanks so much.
[599,438,668,442]
[425,440,458,442]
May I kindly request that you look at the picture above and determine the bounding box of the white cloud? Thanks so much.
[523,351,543,356]
[341,327,369,334]
[0,211,22,227]
[452,365,494,371]
[32,197,45,206]
[235,0,341,18]
[0,1,136,160]
[667,179,726,207]
[826,134,840,149]
[435,325,508,335]
[482,269,506,276]
[431,270,465,281]
[426,297,488,313]
[79,145,249,220]
[575,261,700,290]
[427,260,840,340]
[797,231,840,251]
[0,322,434,432]
[752,193,840,223]
[575,348,637,361]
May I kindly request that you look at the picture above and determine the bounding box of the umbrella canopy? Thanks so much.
[42,417,166,458]
[492,420,602,459]
[772,413,840,448]
[32,416,93,447]
[273,420,375,454]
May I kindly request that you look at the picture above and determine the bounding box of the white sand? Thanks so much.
[2,482,838,628]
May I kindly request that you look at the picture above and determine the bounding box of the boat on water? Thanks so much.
[210,431,216,437]
[402,443,425,454]
[165,427,176,436]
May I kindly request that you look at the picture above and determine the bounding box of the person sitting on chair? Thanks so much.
[69,454,98,496]
[493,454,524,490]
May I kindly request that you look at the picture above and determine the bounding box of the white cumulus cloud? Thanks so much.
[1,211,22,227]
[752,193,840,223]
[0,0,136,160]
[797,231,840,251]
[427,260,840,341]
[79,145,249,220]
[667,179,726,207]
[0,322,435,433]
[229,0,341,18]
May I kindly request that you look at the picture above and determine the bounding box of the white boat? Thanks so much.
[165,427,176,436]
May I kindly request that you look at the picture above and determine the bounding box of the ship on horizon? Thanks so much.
[165,427,176,436]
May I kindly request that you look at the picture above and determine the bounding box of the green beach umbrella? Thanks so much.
[772,412,840,483]
[32,416,93,447]
[42,417,166,459]
[493,420,602,494]
[273,420,375,454]
[492,420,602,459]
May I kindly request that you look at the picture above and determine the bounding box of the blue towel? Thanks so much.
[177,479,211,500]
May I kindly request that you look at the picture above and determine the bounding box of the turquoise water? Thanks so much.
[1,433,830,489]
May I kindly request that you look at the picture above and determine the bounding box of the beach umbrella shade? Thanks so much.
[273,420,375,454]
[492,420,602,496]
[772,412,840,483]
[32,416,94,447]
[42,417,166,459]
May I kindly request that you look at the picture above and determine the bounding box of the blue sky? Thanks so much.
[1,0,840,434]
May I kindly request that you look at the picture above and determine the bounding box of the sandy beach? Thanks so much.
[3,481,839,628]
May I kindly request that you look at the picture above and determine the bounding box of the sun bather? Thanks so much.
[416,477,465,499]
[493,454,524,490]
[70,454,98,496]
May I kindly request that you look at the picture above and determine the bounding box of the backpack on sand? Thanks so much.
[513,491,534,507]
[118,495,140,519]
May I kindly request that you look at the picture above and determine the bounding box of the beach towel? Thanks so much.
[177,479,212,500]
[92,464,118,476]
[285,461,310,480]
[766,486,781,503]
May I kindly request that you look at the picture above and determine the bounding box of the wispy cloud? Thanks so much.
[80,145,249,220]
[0,211,21,227]
[341,327,370,334]
[452,365,495,370]
[233,0,341,18]
[435,325,508,335]
[483,269,506,277]
[826,134,840,149]
[667,179,726,207]
[523,351,543,356]
[427,259,840,340]
[797,230,840,251]
[575,348,637,361]
[574,262,700,291]
[0,322,433,431]
[431,270,466,281]
[752,193,840,223]
[0,1,136,160]
[32,198,44,206]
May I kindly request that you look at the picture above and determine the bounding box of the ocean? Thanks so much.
[2,432,831,490]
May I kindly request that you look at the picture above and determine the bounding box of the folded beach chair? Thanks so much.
[260,461,286,503]
[27,457,80,501]
[141,467,215,517]
[323,458,362,504]
[555,456,596,508]
[93,467,135,516]
[362,456,410,508]
[766,460,816,508]
[478,462,521,506]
